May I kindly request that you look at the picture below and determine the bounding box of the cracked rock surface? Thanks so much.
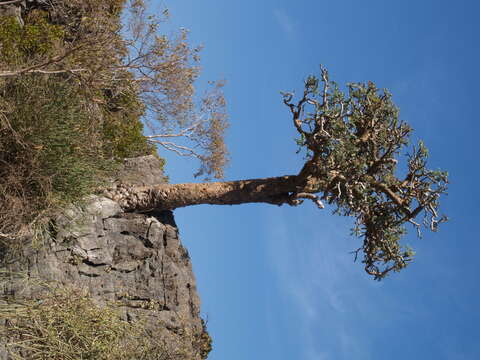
[0,156,209,359]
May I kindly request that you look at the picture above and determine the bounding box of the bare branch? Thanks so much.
[0,0,23,6]
[149,140,203,159]
[0,44,87,77]
[0,68,87,77]
[292,192,325,209]
[145,119,207,139]
[320,64,329,109]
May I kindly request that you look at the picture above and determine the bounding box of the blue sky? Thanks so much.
[149,1,479,359]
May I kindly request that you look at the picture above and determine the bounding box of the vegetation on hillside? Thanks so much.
[0,2,218,358]
[0,273,212,359]
[0,0,228,241]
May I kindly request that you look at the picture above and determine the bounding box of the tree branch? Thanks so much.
[0,68,87,77]
[0,45,86,78]
[0,0,23,6]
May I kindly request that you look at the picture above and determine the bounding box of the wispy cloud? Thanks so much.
[264,207,375,359]
[273,8,296,39]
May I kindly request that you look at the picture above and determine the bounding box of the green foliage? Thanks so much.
[0,73,162,238]
[282,67,448,279]
[101,90,157,159]
[0,12,64,64]
[1,76,108,202]
[103,113,157,158]
[0,3,168,239]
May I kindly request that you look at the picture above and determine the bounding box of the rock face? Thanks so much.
[0,156,210,359]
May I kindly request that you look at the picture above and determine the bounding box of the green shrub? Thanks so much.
[0,74,163,239]
[0,12,64,64]
[1,76,108,199]
[102,90,158,159]
[0,3,167,239]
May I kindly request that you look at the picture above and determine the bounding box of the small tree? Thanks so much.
[0,1,448,279]
[108,66,448,280]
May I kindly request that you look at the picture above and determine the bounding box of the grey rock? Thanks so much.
[0,157,209,359]
[114,155,168,186]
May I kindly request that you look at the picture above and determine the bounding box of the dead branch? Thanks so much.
[0,0,23,6]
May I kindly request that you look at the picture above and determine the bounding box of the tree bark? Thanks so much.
[107,175,303,212]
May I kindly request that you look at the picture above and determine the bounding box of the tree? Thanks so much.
[0,1,448,280]
[106,66,448,280]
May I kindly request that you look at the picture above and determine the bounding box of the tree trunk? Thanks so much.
[107,175,303,212]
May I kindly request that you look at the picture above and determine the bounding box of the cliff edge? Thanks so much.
[0,156,211,359]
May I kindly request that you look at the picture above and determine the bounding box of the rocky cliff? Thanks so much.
[0,156,211,359]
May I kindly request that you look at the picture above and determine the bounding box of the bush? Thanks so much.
[101,87,158,159]
[1,287,129,359]
[0,279,211,359]
[0,12,64,64]
[0,6,163,240]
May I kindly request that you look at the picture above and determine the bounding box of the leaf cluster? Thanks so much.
[0,11,64,64]
[283,66,448,279]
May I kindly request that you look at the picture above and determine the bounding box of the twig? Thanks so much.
[0,0,23,6]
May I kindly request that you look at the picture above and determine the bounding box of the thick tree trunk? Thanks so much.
[106,175,304,212]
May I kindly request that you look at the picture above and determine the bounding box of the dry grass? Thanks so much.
[0,273,212,359]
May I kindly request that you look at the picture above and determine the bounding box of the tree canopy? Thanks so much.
[280,66,448,278]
